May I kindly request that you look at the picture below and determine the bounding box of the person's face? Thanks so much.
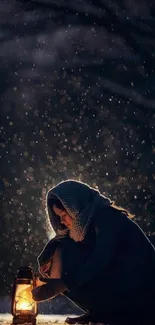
[53,205,73,229]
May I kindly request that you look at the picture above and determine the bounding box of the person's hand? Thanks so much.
[32,278,67,302]
[35,277,47,287]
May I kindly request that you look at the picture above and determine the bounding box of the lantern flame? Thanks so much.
[17,301,31,311]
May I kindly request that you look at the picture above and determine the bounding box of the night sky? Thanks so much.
[1,0,155,297]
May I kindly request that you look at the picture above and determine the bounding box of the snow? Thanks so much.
[1,0,155,309]
[0,313,75,322]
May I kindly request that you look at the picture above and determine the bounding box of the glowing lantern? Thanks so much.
[11,266,38,325]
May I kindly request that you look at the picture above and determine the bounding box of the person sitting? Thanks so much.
[32,179,155,325]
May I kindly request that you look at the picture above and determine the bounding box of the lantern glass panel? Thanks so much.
[13,281,37,316]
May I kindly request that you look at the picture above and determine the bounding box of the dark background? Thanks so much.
[0,0,155,311]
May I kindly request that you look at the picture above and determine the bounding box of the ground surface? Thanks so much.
[0,314,105,325]
[0,314,73,325]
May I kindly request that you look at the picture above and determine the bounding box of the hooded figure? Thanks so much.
[32,180,155,325]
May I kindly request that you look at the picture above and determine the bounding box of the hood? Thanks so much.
[46,179,111,237]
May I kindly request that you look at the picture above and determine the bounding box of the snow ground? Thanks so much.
[0,313,77,325]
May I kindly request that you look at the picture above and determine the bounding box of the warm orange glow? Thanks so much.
[17,301,31,311]
[15,284,34,311]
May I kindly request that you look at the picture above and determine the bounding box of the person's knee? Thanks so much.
[50,237,91,277]
[50,247,62,278]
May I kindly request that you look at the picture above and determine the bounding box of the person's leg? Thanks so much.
[51,239,140,324]
[49,236,91,279]
[50,247,62,279]
[56,237,127,324]
[49,236,100,323]
[49,244,89,316]
[54,237,90,313]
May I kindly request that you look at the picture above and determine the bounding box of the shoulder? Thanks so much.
[92,204,128,230]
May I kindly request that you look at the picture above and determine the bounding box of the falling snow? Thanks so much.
[0,0,155,308]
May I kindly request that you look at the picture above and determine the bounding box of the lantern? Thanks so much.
[11,266,38,325]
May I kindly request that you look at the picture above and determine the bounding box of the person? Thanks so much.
[32,179,155,325]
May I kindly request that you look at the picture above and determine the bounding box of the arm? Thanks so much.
[32,278,67,302]
[62,211,125,290]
